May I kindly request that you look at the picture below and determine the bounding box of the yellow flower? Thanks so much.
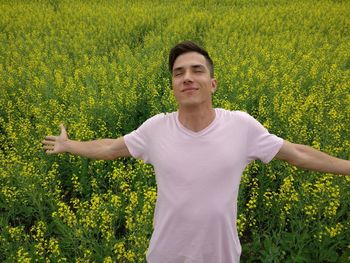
[237,214,247,237]
[16,247,31,263]
[103,256,113,263]
[325,223,343,238]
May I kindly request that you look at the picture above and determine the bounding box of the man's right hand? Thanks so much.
[42,124,131,160]
[42,124,68,155]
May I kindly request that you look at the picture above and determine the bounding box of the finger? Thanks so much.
[46,150,55,155]
[45,136,57,141]
[46,149,58,155]
[42,140,55,145]
[43,145,54,150]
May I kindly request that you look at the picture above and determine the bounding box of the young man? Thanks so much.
[42,41,350,263]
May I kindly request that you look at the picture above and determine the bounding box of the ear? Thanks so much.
[211,78,217,93]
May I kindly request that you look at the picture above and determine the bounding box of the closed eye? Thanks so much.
[192,65,206,73]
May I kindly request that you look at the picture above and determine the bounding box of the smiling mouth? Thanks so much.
[182,88,198,92]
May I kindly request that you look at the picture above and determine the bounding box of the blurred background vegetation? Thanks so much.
[0,0,349,262]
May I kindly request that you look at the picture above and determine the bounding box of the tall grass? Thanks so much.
[1,0,349,261]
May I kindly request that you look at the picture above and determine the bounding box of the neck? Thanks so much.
[178,105,216,132]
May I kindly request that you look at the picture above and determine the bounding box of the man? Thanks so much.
[42,41,350,263]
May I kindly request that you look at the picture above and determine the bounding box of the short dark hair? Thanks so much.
[168,40,214,78]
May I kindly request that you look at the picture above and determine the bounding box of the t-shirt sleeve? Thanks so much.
[123,114,163,164]
[240,112,284,164]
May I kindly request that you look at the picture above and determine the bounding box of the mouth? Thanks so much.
[182,88,198,92]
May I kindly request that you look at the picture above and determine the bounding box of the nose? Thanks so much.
[183,70,193,83]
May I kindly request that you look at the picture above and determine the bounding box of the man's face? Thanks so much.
[171,52,217,108]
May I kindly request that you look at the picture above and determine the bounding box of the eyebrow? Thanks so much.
[173,64,206,73]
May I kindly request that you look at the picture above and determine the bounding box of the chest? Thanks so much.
[150,130,247,177]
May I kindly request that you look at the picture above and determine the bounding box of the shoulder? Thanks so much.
[138,111,175,129]
[146,112,167,122]
[216,108,265,132]
[216,108,255,122]
[147,111,175,123]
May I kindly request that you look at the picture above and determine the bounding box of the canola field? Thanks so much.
[1,0,350,262]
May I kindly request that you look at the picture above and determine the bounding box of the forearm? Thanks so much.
[293,144,350,175]
[63,139,115,160]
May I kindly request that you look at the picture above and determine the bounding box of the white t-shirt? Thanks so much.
[124,108,284,263]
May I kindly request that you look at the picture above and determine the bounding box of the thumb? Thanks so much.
[60,123,67,137]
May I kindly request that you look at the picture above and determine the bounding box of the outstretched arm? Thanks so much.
[274,140,350,175]
[42,124,131,160]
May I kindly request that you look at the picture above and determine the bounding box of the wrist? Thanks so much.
[346,161,350,175]
[336,159,350,176]
[61,139,72,153]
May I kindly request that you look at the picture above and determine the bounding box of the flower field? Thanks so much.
[1,0,350,262]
